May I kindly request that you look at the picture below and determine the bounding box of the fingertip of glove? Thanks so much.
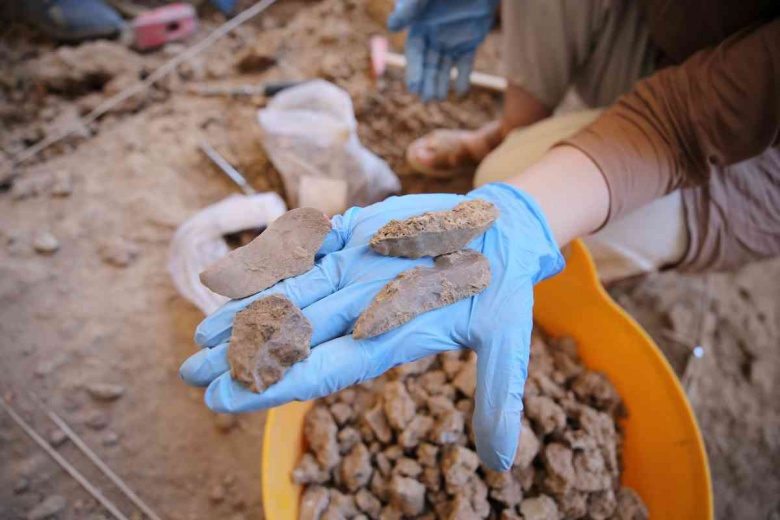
[475,433,516,472]
[473,409,521,472]
[479,448,514,472]
[454,82,470,97]
[179,352,210,387]
[193,323,214,347]
[205,376,234,413]
[386,14,406,32]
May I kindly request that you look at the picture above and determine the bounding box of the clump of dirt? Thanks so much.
[23,40,145,95]
[294,331,647,519]
[228,294,312,393]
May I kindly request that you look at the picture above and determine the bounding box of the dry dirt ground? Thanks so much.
[0,1,778,519]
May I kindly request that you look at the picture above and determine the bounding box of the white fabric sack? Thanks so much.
[258,80,400,214]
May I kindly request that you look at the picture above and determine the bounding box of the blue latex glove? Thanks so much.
[180,183,563,470]
[387,0,499,102]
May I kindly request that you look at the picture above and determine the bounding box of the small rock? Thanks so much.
[542,443,575,495]
[500,509,522,520]
[228,295,313,392]
[27,495,67,520]
[206,60,232,79]
[300,486,330,520]
[336,426,361,454]
[388,475,425,517]
[440,351,465,379]
[214,413,238,432]
[441,445,479,494]
[524,395,566,435]
[612,487,649,520]
[13,477,30,494]
[235,51,276,73]
[48,428,67,447]
[514,419,540,468]
[86,382,125,401]
[398,415,433,449]
[292,453,330,485]
[304,406,340,470]
[318,54,352,80]
[421,466,441,492]
[452,360,477,398]
[393,457,423,478]
[50,171,73,197]
[209,483,226,503]
[417,443,439,467]
[430,409,465,445]
[519,495,559,520]
[383,381,416,431]
[32,230,60,255]
[355,489,382,518]
[329,402,354,426]
[84,410,109,430]
[11,175,49,200]
[102,431,120,446]
[363,404,392,444]
[341,443,373,492]
[163,43,187,57]
[97,238,139,268]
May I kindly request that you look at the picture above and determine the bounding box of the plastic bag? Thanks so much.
[258,80,400,215]
[168,192,287,315]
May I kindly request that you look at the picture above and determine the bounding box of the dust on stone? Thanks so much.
[370,200,499,259]
[227,294,312,393]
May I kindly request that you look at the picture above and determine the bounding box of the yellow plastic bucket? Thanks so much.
[261,240,713,519]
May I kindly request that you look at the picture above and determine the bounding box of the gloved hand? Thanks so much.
[180,183,563,470]
[387,0,499,102]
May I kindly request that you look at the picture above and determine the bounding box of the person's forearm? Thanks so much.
[562,19,780,223]
[505,145,609,247]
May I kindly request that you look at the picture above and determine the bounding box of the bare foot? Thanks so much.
[406,121,504,179]
[406,83,552,178]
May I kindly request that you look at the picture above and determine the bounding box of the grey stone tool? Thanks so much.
[369,199,499,259]
[200,207,331,299]
[353,250,491,339]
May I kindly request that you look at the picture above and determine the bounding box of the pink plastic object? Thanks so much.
[131,3,198,50]
[370,35,389,79]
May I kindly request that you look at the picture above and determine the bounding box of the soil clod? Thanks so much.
[227,294,312,393]
[32,230,60,255]
[85,382,125,401]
